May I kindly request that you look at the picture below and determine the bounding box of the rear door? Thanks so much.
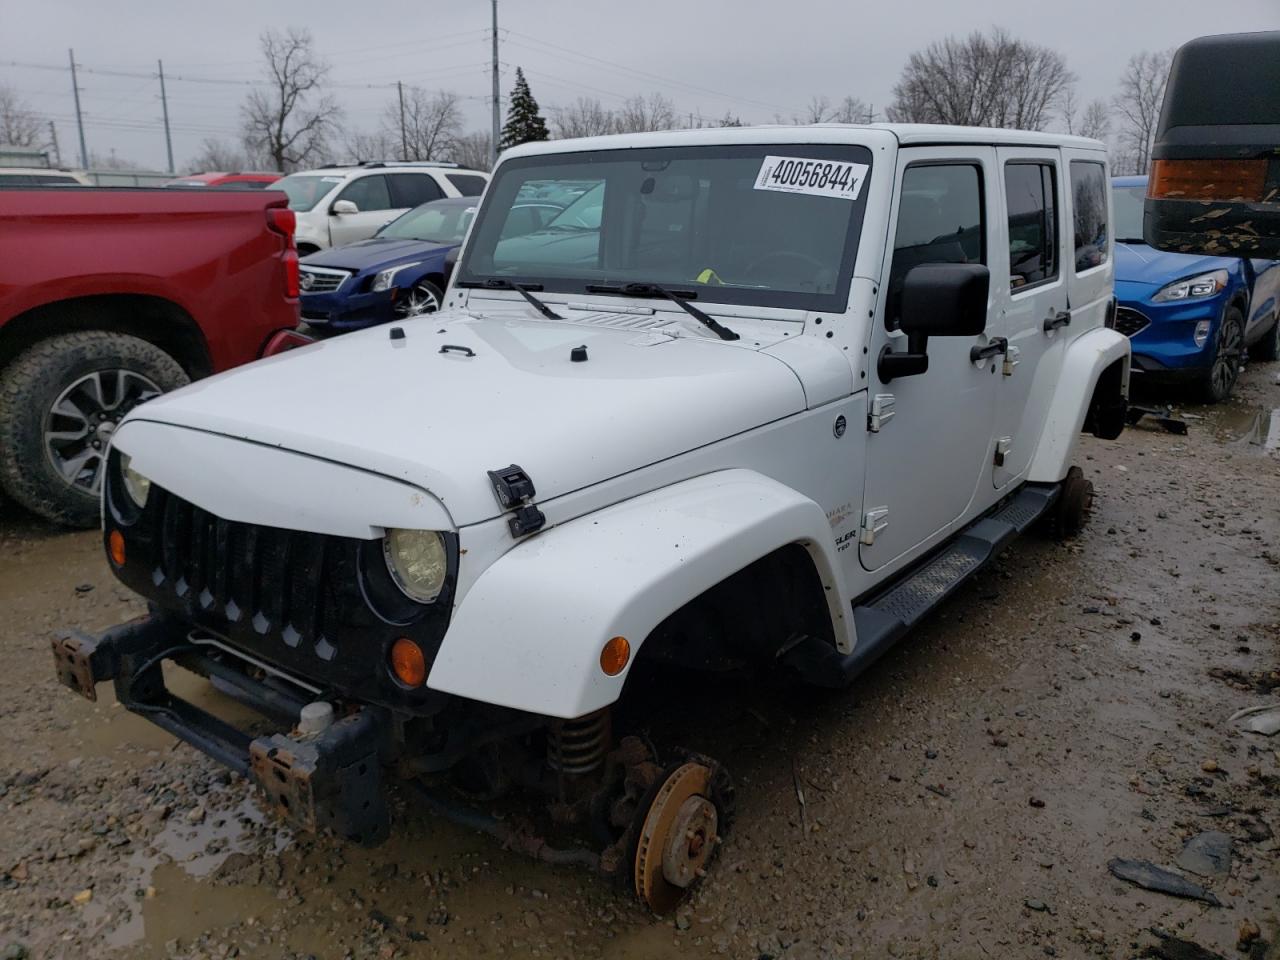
[860,149,1000,573]
[328,174,398,246]
[990,148,1070,489]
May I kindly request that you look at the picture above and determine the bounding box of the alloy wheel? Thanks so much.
[1210,316,1243,400]
[43,369,161,496]
[395,283,442,319]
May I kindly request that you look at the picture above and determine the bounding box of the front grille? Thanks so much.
[299,266,350,294]
[1115,307,1150,338]
[155,491,345,661]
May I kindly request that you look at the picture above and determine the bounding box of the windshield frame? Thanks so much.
[456,143,873,314]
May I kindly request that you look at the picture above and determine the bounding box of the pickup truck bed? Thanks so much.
[0,187,300,526]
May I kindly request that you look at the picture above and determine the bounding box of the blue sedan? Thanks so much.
[298,198,477,333]
[1112,176,1280,402]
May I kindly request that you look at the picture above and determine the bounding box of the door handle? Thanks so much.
[1043,309,1071,333]
[969,336,1008,364]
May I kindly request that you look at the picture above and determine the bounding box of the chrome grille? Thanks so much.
[1115,307,1150,338]
[299,266,351,294]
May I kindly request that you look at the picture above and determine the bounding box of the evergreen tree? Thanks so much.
[499,68,549,150]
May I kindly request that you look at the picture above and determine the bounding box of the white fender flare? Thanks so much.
[427,469,852,719]
[1027,327,1131,483]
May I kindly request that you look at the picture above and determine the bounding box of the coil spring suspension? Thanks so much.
[546,709,611,775]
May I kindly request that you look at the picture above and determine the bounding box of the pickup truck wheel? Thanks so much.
[0,332,188,526]
[395,280,443,319]
[1248,314,1280,362]
[1198,306,1245,403]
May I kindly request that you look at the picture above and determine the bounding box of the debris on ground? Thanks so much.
[1176,831,1233,877]
[1107,858,1222,906]
[1141,935,1227,960]
[1228,703,1280,736]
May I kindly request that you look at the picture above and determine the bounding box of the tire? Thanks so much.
[0,332,188,527]
[1197,306,1245,404]
[1052,465,1093,540]
[395,280,444,319]
[1248,314,1280,362]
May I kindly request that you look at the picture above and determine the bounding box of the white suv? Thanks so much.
[275,162,489,254]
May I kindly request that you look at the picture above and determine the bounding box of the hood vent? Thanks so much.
[561,310,669,331]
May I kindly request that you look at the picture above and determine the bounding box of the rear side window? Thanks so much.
[1005,162,1058,290]
[887,163,985,329]
[1069,161,1109,272]
[338,174,392,211]
[447,173,488,196]
[389,173,444,208]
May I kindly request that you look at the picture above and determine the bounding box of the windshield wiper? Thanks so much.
[584,282,739,341]
[457,277,563,320]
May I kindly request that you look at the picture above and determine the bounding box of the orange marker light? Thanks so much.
[389,637,427,687]
[1148,158,1268,203]
[599,636,631,677]
[107,530,126,567]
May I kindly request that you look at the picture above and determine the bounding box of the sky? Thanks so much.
[2,0,1278,172]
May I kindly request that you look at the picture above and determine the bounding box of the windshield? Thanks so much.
[1112,183,1146,242]
[458,144,873,312]
[379,201,476,242]
[276,173,344,212]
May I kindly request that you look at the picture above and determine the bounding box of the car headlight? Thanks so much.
[119,454,151,508]
[1152,269,1228,303]
[383,529,447,603]
[371,262,422,293]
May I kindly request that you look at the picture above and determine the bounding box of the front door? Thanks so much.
[328,174,402,247]
[990,148,1070,488]
[860,149,1000,573]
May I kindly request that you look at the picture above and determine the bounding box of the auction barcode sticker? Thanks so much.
[754,156,869,200]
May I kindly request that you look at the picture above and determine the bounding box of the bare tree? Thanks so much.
[803,96,833,123]
[448,130,493,172]
[716,111,744,128]
[887,28,1074,132]
[615,93,676,134]
[0,83,43,148]
[551,97,617,139]
[342,129,399,164]
[1112,50,1170,176]
[1078,99,1111,142]
[240,28,340,172]
[186,137,253,172]
[88,150,142,171]
[384,88,463,161]
[830,96,873,124]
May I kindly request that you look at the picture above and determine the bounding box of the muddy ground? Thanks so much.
[1,363,1277,960]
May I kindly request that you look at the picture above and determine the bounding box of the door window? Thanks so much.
[887,163,985,329]
[1069,161,1109,272]
[1004,163,1058,290]
[389,173,444,208]
[336,175,392,212]
[446,173,488,196]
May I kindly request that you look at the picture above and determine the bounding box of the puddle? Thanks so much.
[1208,404,1280,452]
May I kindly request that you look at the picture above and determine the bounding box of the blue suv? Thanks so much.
[298,198,477,332]
[1112,176,1280,402]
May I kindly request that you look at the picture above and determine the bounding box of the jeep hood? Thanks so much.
[124,312,808,528]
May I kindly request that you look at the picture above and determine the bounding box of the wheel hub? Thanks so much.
[633,761,721,913]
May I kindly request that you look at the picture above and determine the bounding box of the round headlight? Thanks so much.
[120,454,151,508]
[383,529,447,603]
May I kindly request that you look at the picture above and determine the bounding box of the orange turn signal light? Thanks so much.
[389,637,427,687]
[600,636,631,677]
[107,529,126,567]
[1148,158,1269,203]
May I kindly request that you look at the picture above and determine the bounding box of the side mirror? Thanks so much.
[879,263,990,382]
[331,199,358,216]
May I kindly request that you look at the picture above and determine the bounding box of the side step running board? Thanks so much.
[784,484,1058,688]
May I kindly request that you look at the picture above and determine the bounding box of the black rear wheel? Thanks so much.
[0,332,188,526]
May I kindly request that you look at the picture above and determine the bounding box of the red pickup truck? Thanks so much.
[0,187,302,526]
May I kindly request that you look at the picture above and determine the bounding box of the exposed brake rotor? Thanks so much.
[633,761,721,913]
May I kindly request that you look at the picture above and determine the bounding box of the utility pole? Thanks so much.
[48,121,61,166]
[68,48,88,169]
[158,60,174,174]
[397,80,408,161]
[490,0,500,168]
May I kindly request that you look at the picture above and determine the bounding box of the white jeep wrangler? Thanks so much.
[54,125,1128,912]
